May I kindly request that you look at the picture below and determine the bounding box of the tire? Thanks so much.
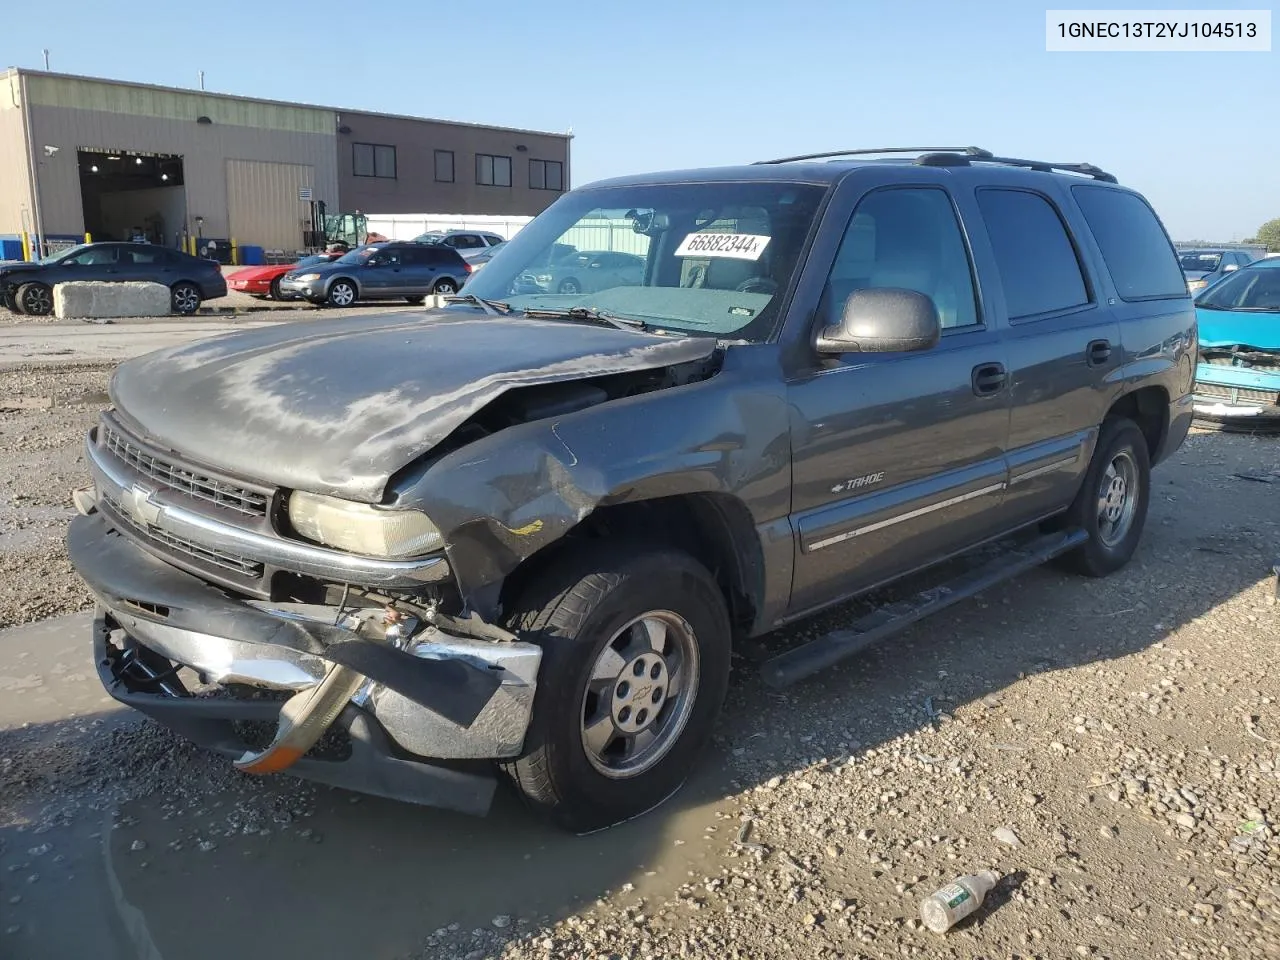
[327,280,357,307]
[3,287,20,313]
[268,277,283,301]
[17,282,53,316]
[558,278,582,295]
[501,545,732,833]
[1054,418,1151,578]
[432,278,458,296]
[170,282,202,315]
[405,295,426,305]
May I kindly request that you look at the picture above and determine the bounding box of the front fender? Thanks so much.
[395,347,791,620]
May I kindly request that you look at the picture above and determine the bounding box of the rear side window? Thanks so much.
[426,247,464,267]
[977,188,1090,320]
[1071,186,1186,300]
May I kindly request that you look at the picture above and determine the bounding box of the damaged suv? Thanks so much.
[68,147,1196,832]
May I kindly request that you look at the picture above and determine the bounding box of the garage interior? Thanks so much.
[78,149,187,245]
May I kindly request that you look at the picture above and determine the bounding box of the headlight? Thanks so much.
[287,491,443,558]
[1187,279,1208,291]
[295,273,322,282]
[534,273,553,284]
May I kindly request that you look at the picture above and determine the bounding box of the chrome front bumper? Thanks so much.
[69,513,543,812]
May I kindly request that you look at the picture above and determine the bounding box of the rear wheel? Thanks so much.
[170,282,201,315]
[432,278,458,296]
[1053,417,1151,577]
[501,545,732,833]
[17,282,53,316]
[558,278,582,295]
[327,280,357,307]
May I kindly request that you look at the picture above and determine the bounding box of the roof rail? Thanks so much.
[923,152,1119,183]
[756,146,1119,183]
[754,146,993,165]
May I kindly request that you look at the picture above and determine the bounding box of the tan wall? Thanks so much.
[0,74,34,236]
[336,111,571,217]
[226,159,316,252]
[21,74,338,243]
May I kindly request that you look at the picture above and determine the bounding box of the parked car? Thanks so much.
[68,147,1193,833]
[0,242,227,315]
[276,242,471,306]
[461,240,506,276]
[1179,248,1256,294]
[1191,256,1280,432]
[226,253,342,300]
[412,230,506,261]
[515,250,645,295]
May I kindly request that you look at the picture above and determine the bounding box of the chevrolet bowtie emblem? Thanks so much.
[122,483,163,527]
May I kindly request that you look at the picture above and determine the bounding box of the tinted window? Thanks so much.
[1071,186,1185,300]
[64,246,119,266]
[434,150,454,183]
[425,247,463,267]
[1197,262,1280,310]
[1179,251,1222,272]
[977,189,1089,319]
[821,187,981,330]
[124,247,169,264]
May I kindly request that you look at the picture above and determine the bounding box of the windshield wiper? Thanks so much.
[443,294,513,317]
[521,305,650,332]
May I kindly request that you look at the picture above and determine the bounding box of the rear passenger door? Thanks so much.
[118,246,177,285]
[787,184,1012,614]
[974,186,1122,527]
[401,246,438,294]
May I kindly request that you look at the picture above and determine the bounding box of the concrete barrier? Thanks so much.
[54,281,172,320]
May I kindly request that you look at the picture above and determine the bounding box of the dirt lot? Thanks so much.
[1,353,1278,959]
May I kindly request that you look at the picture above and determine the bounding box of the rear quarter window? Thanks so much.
[427,247,466,267]
[1071,185,1187,300]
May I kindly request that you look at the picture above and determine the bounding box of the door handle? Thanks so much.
[1086,339,1112,366]
[971,362,1007,397]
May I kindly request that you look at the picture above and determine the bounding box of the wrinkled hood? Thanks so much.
[1197,306,1280,351]
[109,310,717,502]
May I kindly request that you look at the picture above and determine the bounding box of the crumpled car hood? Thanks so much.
[1197,306,1280,351]
[109,310,716,502]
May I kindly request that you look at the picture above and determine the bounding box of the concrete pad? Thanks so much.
[55,282,171,320]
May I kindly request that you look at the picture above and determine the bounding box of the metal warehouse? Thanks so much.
[0,68,571,259]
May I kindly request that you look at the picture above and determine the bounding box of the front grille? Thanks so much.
[1197,383,1280,405]
[102,422,270,518]
[103,493,264,579]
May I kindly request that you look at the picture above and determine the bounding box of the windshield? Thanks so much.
[333,245,384,265]
[413,233,443,244]
[1196,262,1280,311]
[457,180,829,341]
[1180,252,1223,272]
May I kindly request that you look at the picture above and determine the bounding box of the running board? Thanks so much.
[760,528,1090,688]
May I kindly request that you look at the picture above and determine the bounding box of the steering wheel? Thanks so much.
[735,276,777,295]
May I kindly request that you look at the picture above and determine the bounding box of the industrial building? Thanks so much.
[0,68,571,258]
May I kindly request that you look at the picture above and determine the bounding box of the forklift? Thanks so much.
[305,200,370,251]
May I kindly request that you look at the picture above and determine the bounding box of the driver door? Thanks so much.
[363,248,405,296]
[786,183,1012,614]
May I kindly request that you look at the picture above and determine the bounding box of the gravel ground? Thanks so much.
[1,376,1278,958]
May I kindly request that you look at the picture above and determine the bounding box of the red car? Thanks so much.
[227,253,341,300]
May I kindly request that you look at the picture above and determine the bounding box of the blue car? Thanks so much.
[1193,256,1280,432]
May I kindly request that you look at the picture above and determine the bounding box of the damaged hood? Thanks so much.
[1197,306,1280,351]
[109,310,717,502]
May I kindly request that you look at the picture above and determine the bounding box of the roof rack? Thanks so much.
[754,146,993,165]
[756,146,1118,183]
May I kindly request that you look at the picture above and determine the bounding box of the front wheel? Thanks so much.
[170,282,201,315]
[327,280,357,307]
[501,546,732,833]
[268,277,283,301]
[1053,417,1151,577]
[17,282,53,316]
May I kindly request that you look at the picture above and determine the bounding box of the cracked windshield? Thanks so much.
[460,181,826,338]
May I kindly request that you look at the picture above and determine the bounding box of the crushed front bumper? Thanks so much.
[68,513,543,816]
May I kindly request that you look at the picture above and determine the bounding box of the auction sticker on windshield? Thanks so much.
[675,232,771,261]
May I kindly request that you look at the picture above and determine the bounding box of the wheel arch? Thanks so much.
[1105,384,1169,464]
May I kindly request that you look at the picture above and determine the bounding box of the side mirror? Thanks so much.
[815,287,941,355]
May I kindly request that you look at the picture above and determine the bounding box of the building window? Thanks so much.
[476,153,512,187]
[530,159,564,191]
[353,143,397,179]
[434,149,454,183]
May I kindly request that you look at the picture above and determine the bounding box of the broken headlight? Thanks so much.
[287,491,443,558]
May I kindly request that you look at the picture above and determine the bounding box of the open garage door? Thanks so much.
[226,160,315,253]
[79,150,187,246]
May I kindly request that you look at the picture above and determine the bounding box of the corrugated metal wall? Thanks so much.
[17,73,338,242]
[226,160,314,252]
[0,75,32,236]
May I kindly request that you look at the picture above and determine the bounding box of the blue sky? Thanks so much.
[5,0,1275,239]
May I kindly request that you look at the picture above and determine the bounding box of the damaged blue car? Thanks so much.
[1193,257,1280,432]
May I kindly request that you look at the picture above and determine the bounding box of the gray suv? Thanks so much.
[67,146,1195,833]
[278,242,470,306]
